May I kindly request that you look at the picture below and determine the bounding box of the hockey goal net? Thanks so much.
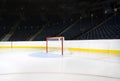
[46,36,64,56]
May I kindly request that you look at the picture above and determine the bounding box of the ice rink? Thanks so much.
[0,48,120,81]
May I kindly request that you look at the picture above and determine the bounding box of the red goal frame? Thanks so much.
[46,36,64,56]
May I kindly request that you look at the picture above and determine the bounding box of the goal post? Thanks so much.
[46,36,64,56]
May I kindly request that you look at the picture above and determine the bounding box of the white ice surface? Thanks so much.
[0,48,120,81]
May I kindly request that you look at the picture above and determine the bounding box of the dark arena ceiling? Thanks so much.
[0,0,120,41]
[0,0,120,19]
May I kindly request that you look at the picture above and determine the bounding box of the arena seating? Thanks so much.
[77,13,120,39]
[0,13,120,41]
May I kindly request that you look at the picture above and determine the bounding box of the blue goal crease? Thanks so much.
[29,52,62,58]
